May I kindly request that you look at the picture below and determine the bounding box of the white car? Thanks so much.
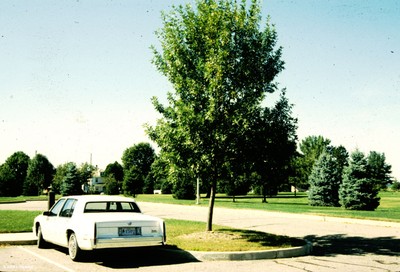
[33,195,166,261]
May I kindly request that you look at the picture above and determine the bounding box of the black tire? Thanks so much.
[37,225,47,249]
[68,233,82,261]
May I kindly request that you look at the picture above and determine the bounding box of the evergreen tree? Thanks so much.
[308,150,341,207]
[61,163,82,196]
[339,150,380,211]
[251,90,298,201]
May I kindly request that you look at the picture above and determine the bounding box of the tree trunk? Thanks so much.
[262,195,268,203]
[207,182,216,231]
[205,186,211,198]
[262,186,268,203]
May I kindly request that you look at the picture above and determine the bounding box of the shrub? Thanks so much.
[104,176,120,195]
[390,181,400,191]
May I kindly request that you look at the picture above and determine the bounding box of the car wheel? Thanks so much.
[68,233,82,261]
[37,225,47,249]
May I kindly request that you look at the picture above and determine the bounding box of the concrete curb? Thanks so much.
[0,200,26,204]
[189,240,313,261]
[0,233,37,246]
[0,239,37,246]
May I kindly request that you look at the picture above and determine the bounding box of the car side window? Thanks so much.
[49,199,66,216]
[60,199,77,218]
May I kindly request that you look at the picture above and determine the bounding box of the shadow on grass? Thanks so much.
[305,234,400,257]
[221,228,305,248]
[215,194,308,200]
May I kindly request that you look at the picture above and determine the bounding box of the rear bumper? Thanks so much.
[90,236,164,249]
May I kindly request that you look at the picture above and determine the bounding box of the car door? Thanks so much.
[53,198,77,247]
[42,198,66,243]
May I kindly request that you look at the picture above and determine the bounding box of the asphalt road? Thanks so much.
[1,200,400,271]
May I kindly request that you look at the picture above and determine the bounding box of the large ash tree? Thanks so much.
[147,0,285,231]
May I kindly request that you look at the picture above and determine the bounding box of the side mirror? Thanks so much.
[43,211,51,216]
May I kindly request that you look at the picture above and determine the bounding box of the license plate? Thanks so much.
[118,227,142,236]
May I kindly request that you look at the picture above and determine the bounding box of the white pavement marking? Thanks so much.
[18,246,75,272]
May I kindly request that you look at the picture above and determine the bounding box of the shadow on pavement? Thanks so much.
[45,245,196,269]
[91,246,199,269]
[51,245,198,268]
[305,234,400,257]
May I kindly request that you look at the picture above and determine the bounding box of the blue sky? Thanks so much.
[1,0,399,178]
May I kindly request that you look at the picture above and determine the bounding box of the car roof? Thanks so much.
[62,195,136,203]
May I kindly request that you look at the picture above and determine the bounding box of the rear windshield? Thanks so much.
[84,201,141,213]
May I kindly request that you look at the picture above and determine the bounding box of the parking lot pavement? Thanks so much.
[1,245,400,272]
[0,201,49,211]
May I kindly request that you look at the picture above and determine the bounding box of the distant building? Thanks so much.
[83,169,105,194]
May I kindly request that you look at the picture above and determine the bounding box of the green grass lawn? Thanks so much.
[0,210,42,233]
[135,191,400,223]
[0,195,51,203]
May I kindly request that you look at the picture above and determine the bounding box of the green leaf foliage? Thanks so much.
[147,0,297,230]
[122,143,156,195]
[366,151,392,190]
[0,151,30,197]
[147,0,287,207]
[103,161,124,182]
[123,166,143,197]
[104,176,120,195]
[53,163,70,194]
[23,154,54,196]
[298,135,331,183]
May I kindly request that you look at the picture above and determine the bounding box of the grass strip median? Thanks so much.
[0,210,304,251]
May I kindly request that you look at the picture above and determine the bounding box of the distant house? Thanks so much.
[83,169,105,194]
